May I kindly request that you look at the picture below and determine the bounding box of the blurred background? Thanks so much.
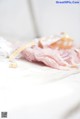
[0,0,80,43]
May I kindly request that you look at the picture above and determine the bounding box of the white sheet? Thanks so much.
[0,59,80,119]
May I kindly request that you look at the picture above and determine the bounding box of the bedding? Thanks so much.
[0,59,80,119]
[0,34,80,119]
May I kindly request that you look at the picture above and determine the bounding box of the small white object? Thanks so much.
[0,37,12,58]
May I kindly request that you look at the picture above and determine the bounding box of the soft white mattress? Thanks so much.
[0,59,80,119]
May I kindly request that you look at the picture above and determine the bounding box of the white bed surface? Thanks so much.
[0,59,80,119]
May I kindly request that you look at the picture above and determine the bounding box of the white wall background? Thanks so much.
[32,0,80,42]
[0,0,35,41]
[0,0,80,43]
